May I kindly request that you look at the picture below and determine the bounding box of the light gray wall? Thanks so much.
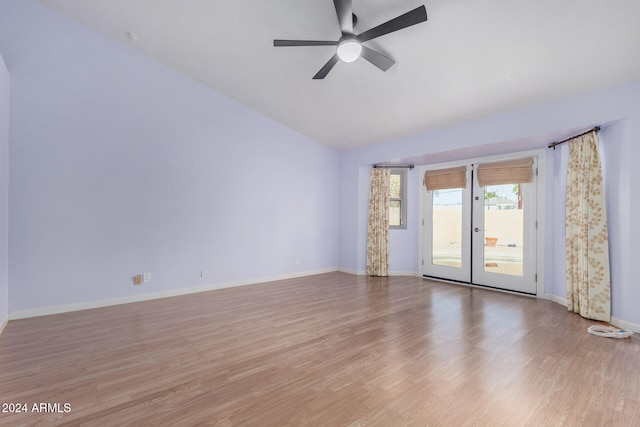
[0,0,339,313]
[0,53,8,323]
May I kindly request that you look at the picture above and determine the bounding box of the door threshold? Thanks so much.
[422,275,536,298]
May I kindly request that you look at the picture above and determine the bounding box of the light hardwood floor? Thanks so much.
[1,272,638,426]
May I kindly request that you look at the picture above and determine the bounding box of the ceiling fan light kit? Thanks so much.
[274,0,427,79]
[336,38,362,62]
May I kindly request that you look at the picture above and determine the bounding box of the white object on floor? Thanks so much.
[587,325,634,338]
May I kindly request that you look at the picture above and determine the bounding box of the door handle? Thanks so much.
[474,227,480,232]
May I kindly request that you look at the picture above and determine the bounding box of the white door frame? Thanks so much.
[418,149,546,298]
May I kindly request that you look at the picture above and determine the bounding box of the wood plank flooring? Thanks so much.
[1,272,638,426]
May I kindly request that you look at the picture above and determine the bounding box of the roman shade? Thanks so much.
[476,158,534,187]
[424,166,467,191]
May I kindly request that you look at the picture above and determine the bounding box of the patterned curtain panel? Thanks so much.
[366,168,390,276]
[565,131,611,321]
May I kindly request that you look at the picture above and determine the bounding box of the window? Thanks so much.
[389,168,407,229]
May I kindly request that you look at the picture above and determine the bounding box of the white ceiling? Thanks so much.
[38,0,640,151]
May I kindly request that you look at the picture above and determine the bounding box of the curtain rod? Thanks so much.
[373,164,414,170]
[548,126,601,150]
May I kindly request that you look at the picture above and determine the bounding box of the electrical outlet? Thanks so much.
[143,272,151,283]
[133,275,142,285]
[295,257,300,265]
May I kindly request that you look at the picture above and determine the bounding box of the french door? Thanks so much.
[421,156,538,295]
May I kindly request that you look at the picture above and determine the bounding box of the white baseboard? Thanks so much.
[337,267,364,275]
[545,294,568,306]
[544,294,639,333]
[0,313,7,335]
[388,271,419,277]
[337,267,418,277]
[611,317,640,333]
[9,268,338,320]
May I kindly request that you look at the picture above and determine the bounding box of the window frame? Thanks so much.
[389,168,407,230]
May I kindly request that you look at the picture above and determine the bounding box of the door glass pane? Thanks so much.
[432,189,462,268]
[483,184,523,276]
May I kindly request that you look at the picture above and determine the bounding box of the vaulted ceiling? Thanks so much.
[38,0,640,151]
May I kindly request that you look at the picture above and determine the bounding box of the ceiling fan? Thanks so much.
[274,1,427,79]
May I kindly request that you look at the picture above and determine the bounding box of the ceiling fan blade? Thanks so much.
[357,5,427,43]
[333,0,353,34]
[360,46,395,72]
[313,54,340,79]
[274,40,338,47]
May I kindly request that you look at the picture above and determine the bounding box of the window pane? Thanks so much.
[483,184,523,276]
[389,174,401,199]
[432,189,462,268]
[389,200,401,227]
